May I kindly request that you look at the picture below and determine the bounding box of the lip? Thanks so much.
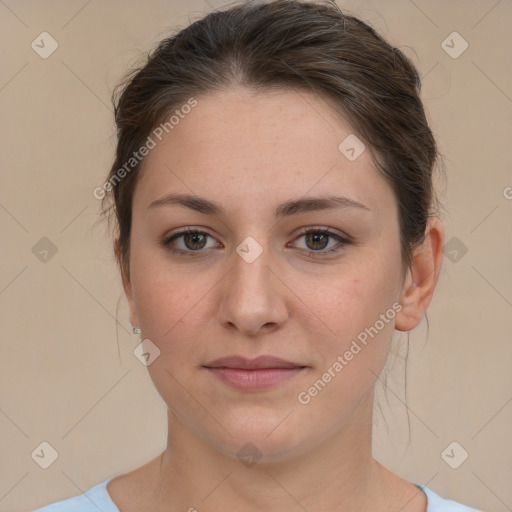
[203,355,307,391]
[205,355,304,370]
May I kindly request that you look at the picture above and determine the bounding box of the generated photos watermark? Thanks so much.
[297,301,403,405]
[93,97,198,200]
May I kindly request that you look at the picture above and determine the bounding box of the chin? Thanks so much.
[205,411,312,463]
[218,435,306,466]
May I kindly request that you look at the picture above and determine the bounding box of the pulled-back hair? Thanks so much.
[101,0,442,282]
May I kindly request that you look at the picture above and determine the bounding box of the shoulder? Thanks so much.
[417,484,482,512]
[31,477,119,512]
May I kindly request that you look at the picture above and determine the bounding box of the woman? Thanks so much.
[33,0,481,510]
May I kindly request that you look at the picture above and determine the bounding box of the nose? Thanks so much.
[217,241,289,337]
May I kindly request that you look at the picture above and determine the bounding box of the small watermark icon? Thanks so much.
[32,237,58,263]
[441,441,469,469]
[31,32,59,59]
[441,32,468,59]
[236,236,263,263]
[133,339,161,366]
[237,442,262,468]
[338,134,366,161]
[443,236,468,263]
[31,441,59,469]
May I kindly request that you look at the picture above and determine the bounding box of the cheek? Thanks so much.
[130,249,203,349]
[300,268,395,334]
[302,265,398,375]
[295,275,397,420]
[130,257,211,410]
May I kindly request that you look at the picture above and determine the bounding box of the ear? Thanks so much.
[395,216,444,332]
[114,238,140,331]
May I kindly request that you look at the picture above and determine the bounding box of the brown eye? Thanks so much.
[292,228,350,257]
[304,231,330,251]
[162,229,218,256]
[180,232,208,250]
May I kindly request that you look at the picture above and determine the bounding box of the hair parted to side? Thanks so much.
[101,0,443,283]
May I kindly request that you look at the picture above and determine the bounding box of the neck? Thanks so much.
[151,392,393,511]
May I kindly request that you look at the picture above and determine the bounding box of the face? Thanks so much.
[123,88,413,462]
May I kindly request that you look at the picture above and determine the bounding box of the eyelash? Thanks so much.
[160,227,351,258]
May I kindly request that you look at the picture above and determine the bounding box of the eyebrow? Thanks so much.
[148,193,371,218]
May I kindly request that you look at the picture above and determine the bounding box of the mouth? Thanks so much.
[203,355,308,391]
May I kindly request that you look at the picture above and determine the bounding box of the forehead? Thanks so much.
[134,88,396,219]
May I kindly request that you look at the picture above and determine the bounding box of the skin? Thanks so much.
[109,87,444,511]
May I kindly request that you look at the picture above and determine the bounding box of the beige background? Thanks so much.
[1,0,511,511]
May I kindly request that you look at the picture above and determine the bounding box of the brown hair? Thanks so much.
[101,0,443,283]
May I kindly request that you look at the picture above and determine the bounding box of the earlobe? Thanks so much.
[395,217,444,332]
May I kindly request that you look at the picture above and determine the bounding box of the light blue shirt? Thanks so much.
[32,476,482,511]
